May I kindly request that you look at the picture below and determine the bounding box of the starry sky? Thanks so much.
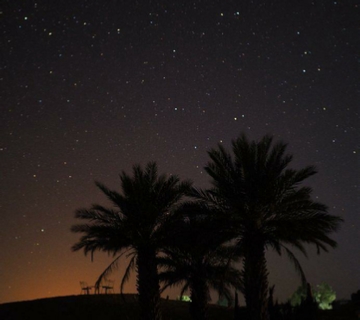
[1,0,359,305]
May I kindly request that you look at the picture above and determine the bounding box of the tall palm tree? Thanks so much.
[71,162,192,320]
[158,203,243,320]
[192,134,343,320]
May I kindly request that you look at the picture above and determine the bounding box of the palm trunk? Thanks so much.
[189,273,208,320]
[136,247,162,320]
[243,237,269,320]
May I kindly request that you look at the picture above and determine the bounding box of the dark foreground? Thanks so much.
[0,295,236,320]
[0,294,358,320]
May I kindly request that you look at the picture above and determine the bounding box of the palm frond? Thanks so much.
[280,244,307,286]
[120,255,137,293]
[179,282,190,299]
[94,181,131,216]
[94,247,135,290]
[159,270,188,293]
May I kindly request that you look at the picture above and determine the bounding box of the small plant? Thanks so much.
[178,295,192,302]
[290,282,336,310]
[290,285,307,307]
[314,283,336,310]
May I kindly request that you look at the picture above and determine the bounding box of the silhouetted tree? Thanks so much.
[268,285,282,320]
[351,289,360,303]
[234,290,241,320]
[192,134,343,320]
[268,285,275,319]
[71,162,192,320]
[158,203,243,320]
[296,283,317,320]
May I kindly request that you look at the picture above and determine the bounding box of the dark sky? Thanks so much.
[1,0,359,304]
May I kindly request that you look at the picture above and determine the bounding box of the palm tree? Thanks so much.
[192,134,343,320]
[71,162,192,320]
[157,203,243,320]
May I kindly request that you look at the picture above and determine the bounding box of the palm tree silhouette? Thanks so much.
[158,203,243,320]
[192,134,343,320]
[71,162,192,320]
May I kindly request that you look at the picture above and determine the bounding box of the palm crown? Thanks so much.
[72,162,192,254]
[202,134,341,253]
[71,162,192,320]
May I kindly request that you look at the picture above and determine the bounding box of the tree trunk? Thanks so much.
[189,274,208,320]
[243,237,269,320]
[136,247,162,320]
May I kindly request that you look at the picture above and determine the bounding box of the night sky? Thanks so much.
[1,0,359,305]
